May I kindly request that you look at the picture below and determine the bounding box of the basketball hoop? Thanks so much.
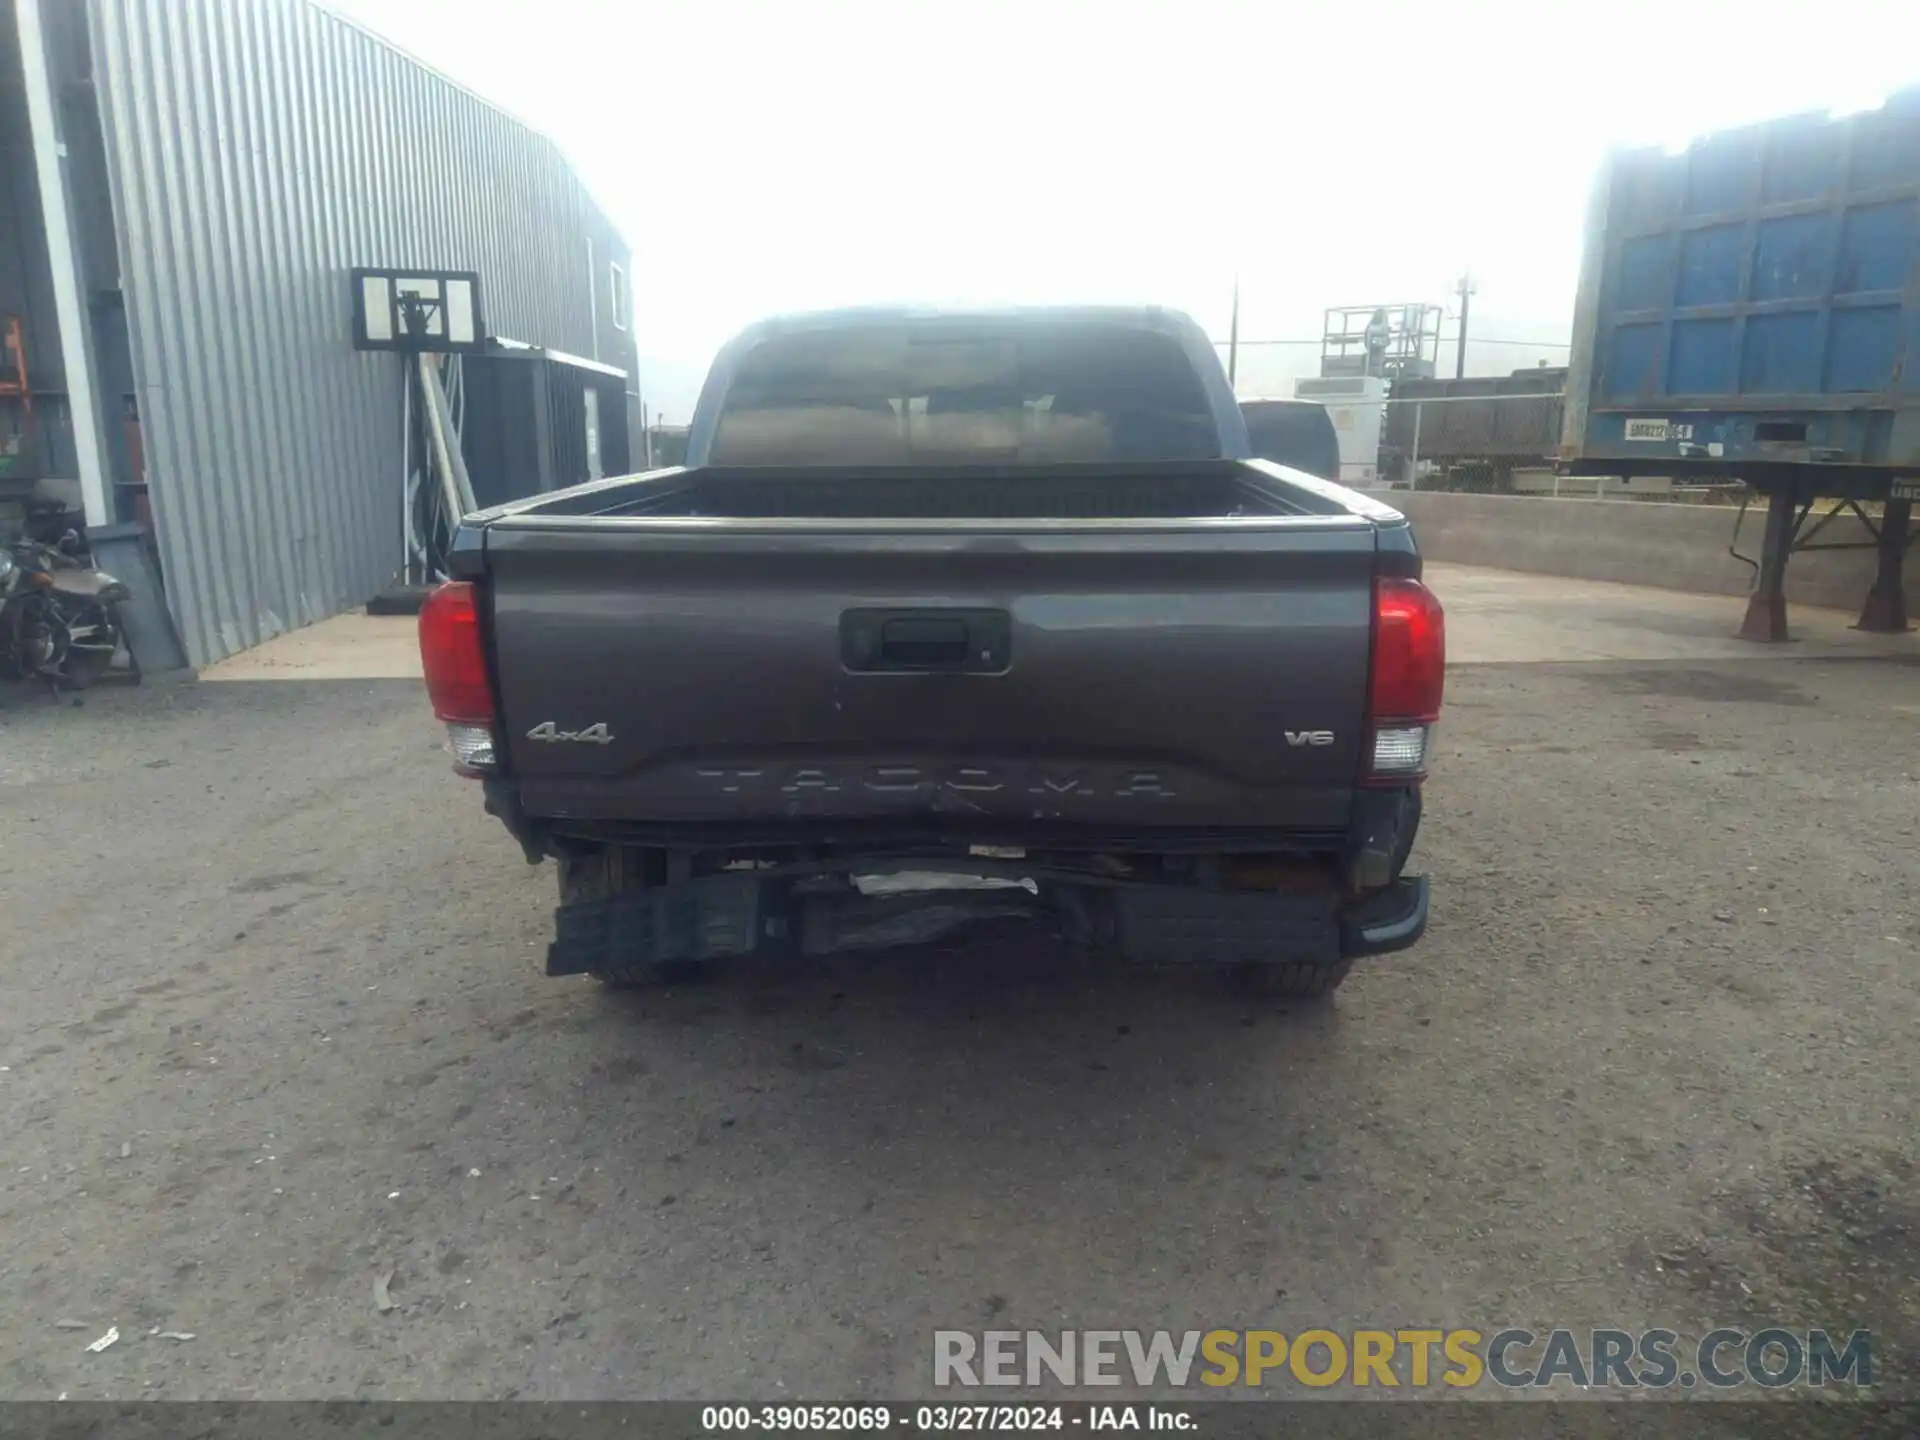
[351,268,485,353]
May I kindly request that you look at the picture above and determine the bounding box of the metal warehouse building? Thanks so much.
[2,0,639,667]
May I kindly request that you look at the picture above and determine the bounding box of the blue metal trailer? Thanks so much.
[1560,90,1920,638]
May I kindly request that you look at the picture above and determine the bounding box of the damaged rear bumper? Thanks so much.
[1341,874,1429,957]
[546,869,1430,977]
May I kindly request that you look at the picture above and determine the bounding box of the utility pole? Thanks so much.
[1454,271,1476,379]
[1227,276,1240,390]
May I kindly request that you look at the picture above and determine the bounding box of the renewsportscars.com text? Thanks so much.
[933,1328,1874,1391]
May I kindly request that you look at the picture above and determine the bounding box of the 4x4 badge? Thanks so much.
[526,721,615,744]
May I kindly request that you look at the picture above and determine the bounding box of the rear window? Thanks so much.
[708,320,1221,466]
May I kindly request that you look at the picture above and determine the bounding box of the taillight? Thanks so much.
[1365,576,1445,782]
[418,581,497,773]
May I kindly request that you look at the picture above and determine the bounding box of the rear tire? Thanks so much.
[557,846,667,989]
[59,641,116,690]
[1235,955,1353,1000]
[53,601,122,690]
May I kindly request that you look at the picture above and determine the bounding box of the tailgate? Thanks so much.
[484,519,1377,833]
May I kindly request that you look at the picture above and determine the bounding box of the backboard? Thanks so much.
[351,269,485,352]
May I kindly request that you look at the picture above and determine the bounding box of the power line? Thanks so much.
[1462,338,1573,348]
[1212,337,1572,349]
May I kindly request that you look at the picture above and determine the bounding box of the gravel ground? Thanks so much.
[0,654,1916,1401]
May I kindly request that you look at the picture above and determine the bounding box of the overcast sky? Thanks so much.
[326,0,1914,417]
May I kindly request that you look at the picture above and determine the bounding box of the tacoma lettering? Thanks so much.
[689,763,1179,799]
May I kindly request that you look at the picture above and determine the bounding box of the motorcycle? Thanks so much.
[0,534,132,689]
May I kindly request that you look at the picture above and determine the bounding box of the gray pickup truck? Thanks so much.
[418,306,1442,998]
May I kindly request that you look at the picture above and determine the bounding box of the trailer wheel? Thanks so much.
[556,846,674,989]
[1234,956,1353,1000]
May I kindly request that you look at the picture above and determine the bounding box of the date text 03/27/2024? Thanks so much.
[700,1406,1186,1433]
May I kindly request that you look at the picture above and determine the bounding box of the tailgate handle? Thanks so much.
[881,618,970,665]
[842,609,1012,673]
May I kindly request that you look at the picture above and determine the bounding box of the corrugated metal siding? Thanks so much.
[84,0,623,664]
